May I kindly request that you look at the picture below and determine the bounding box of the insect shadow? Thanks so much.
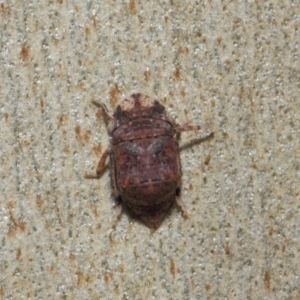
[179,132,214,152]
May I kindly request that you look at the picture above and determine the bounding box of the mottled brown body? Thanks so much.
[86,93,205,229]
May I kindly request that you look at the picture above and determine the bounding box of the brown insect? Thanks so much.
[86,93,210,229]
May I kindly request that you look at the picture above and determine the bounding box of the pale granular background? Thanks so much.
[0,1,299,299]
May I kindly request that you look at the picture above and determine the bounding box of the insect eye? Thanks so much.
[149,101,165,118]
[114,106,131,123]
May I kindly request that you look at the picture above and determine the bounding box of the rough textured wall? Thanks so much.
[0,1,299,299]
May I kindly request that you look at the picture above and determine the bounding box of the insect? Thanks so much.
[86,93,211,229]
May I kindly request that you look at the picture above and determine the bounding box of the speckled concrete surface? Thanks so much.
[1,1,300,299]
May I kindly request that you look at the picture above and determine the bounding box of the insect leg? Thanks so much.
[175,124,201,133]
[92,100,114,121]
[175,188,189,218]
[85,149,111,179]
